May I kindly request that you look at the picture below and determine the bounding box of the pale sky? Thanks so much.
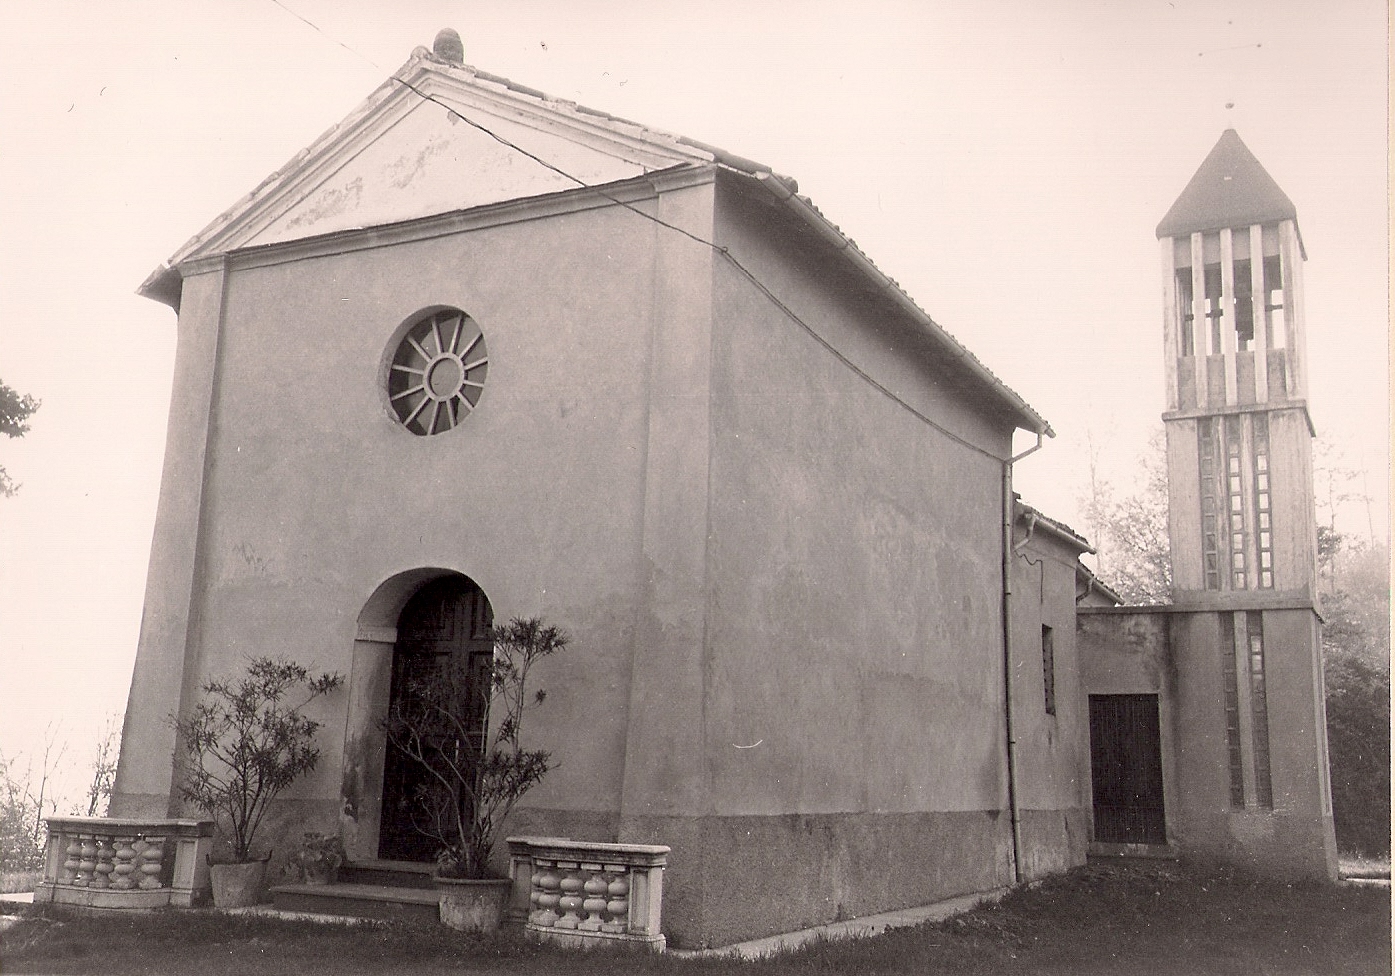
[0,1,1387,785]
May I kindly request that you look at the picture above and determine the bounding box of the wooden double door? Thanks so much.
[378,576,493,862]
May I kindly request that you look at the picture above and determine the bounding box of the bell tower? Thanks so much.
[1153,129,1336,875]
[1158,128,1318,599]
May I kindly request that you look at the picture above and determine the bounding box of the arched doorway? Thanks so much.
[378,575,494,861]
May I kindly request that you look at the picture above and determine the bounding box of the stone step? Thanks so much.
[269,881,440,924]
[339,859,437,890]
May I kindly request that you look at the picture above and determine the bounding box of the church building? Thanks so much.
[109,31,1092,947]
[106,30,1335,949]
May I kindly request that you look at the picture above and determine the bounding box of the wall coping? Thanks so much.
[44,817,214,837]
[506,836,669,865]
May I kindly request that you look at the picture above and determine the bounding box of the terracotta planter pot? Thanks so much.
[436,877,511,932]
[300,859,340,885]
[209,858,269,908]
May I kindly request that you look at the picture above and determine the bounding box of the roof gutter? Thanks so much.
[752,171,1053,439]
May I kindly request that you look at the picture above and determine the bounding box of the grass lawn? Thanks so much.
[2,860,1388,975]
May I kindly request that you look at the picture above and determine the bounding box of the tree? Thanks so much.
[82,715,121,818]
[1319,529,1391,854]
[0,751,44,871]
[1325,648,1390,855]
[0,379,40,497]
[0,724,69,873]
[1078,427,1172,605]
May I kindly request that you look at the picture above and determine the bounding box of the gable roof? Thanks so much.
[1156,129,1300,241]
[139,40,1049,437]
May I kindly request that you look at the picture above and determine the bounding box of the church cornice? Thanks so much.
[1162,400,1316,438]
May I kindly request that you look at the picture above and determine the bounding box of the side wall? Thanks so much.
[111,265,227,818]
[662,178,1021,947]
[1009,527,1092,880]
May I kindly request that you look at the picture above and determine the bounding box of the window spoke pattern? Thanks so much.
[388,309,489,436]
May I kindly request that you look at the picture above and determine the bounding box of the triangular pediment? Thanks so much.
[157,52,713,275]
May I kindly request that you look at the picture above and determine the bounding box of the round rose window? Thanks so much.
[387,308,489,436]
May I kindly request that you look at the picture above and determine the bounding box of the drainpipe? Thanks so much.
[1002,431,1044,886]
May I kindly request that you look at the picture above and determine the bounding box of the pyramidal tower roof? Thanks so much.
[1156,129,1298,240]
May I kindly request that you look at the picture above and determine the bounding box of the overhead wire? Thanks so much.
[390,76,1004,463]
[261,1,1012,462]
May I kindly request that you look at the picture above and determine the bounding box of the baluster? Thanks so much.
[602,868,630,934]
[60,832,82,883]
[73,834,98,887]
[111,836,138,890]
[553,864,584,930]
[137,835,166,890]
[91,836,115,889]
[579,864,607,932]
[531,861,561,926]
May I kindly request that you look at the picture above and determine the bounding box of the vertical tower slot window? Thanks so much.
[1253,416,1274,588]
[1220,613,1245,807]
[1198,418,1222,590]
[1225,415,1247,589]
[1204,264,1224,354]
[1232,258,1254,350]
[1247,612,1274,807]
[1042,625,1056,716]
[1263,254,1286,349]
[1177,270,1196,357]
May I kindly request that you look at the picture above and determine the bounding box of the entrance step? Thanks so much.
[269,879,439,923]
[339,859,437,890]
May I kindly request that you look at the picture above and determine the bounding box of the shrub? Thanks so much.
[173,657,342,862]
[1325,649,1390,855]
[383,616,567,878]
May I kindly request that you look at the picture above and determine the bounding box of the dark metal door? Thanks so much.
[1089,694,1167,844]
[378,576,493,862]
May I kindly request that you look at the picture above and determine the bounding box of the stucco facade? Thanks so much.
[109,39,1095,948]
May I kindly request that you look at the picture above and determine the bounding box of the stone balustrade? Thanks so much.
[506,836,669,950]
[34,816,215,909]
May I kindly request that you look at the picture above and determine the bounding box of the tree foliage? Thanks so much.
[173,658,342,862]
[0,751,44,871]
[1079,427,1172,605]
[1319,533,1391,855]
[382,617,567,878]
[0,378,39,497]
[1325,647,1390,855]
[84,715,121,818]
